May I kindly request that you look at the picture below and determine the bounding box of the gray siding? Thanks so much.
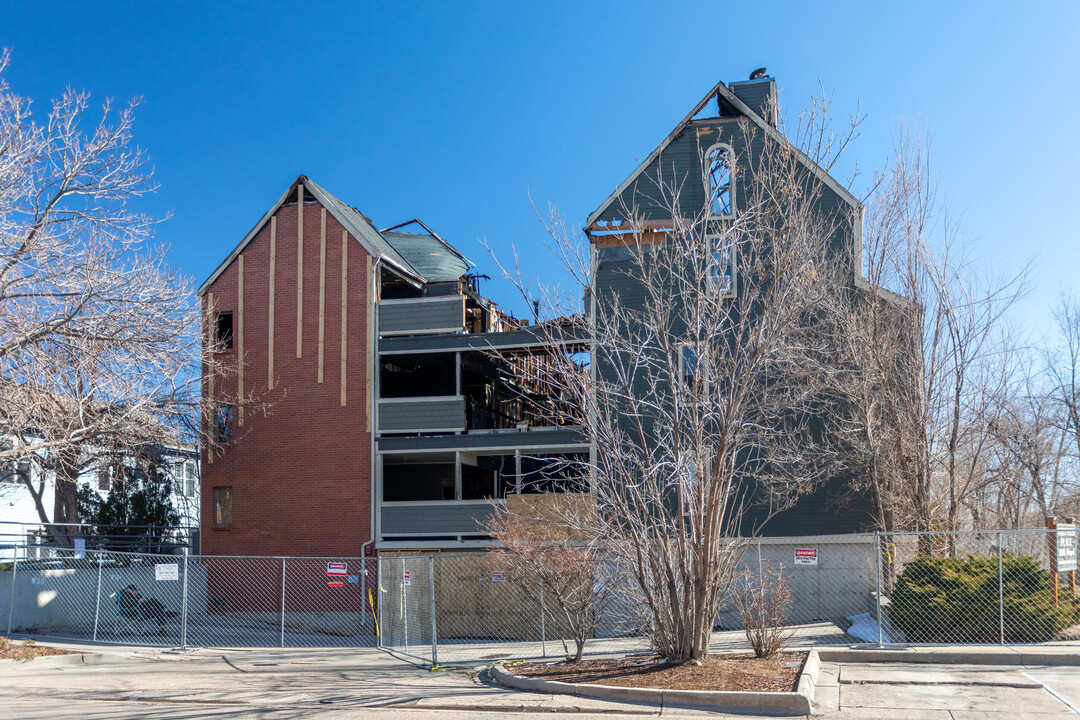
[379,297,464,336]
[378,397,465,433]
[379,325,589,355]
[378,426,588,454]
[381,503,494,535]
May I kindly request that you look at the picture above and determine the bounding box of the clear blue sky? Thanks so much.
[2,1,1078,335]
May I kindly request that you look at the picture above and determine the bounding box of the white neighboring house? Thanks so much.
[0,446,199,560]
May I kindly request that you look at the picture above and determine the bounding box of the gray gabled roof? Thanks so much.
[197,175,424,296]
[381,230,472,283]
[585,81,862,229]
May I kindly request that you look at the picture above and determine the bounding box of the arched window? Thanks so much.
[705,144,735,217]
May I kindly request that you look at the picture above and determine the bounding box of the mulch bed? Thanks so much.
[0,637,76,660]
[514,651,807,693]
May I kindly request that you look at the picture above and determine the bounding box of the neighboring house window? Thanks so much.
[216,406,235,444]
[678,343,712,394]
[0,441,29,483]
[173,460,196,497]
[705,144,735,217]
[97,465,111,491]
[708,235,737,296]
[214,486,232,525]
[214,311,234,351]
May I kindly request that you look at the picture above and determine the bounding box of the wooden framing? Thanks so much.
[591,231,668,248]
[341,229,348,406]
[269,216,277,390]
[296,184,304,359]
[318,208,327,383]
[237,254,245,425]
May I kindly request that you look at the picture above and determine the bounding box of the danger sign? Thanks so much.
[794,548,818,566]
[403,570,411,586]
[326,562,348,576]
[491,571,506,582]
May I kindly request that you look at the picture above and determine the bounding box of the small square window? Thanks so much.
[215,406,235,444]
[214,486,232,525]
[214,312,234,351]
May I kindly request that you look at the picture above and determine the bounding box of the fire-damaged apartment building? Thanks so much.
[198,177,588,558]
[199,72,872,558]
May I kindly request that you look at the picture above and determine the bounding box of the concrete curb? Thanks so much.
[0,652,105,669]
[491,653,816,716]
[817,647,1080,667]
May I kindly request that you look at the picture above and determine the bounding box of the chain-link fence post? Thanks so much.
[429,555,437,666]
[874,531,883,646]
[180,548,189,650]
[998,531,1004,645]
[540,582,547,658]
[377,555,383,649]
[402,557,409,654]
[92,551,103,641]
[280,558,286,648]
[6,552,17,635]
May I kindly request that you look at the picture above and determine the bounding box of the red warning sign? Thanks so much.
[794,548,818,566]
[327,561,348,587]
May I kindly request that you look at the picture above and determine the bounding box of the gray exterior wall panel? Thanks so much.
[379,297,464,336]
[381,503,494,535]
[378,397,465,433]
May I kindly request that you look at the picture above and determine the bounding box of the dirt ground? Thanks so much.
[0,636,75,660]
[514,651,807,692]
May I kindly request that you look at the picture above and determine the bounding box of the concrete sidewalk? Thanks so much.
[1,640,1078,719]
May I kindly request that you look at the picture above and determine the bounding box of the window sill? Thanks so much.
[212,524,232,531]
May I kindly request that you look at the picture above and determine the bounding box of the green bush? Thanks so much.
[890,553,1078,643]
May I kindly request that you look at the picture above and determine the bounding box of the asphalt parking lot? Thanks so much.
[1,641,1078,719]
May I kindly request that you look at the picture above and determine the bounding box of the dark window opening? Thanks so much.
[380,353,456,398]
[461,454,517,500]
[519,453,588,494]
[0,441,30,484]
[216,406,235,444]
[214,486,232,525]
[383,462,455,501]
[214,312,234,350]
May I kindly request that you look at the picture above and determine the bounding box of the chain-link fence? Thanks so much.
[2,528,1077,659]
[2,548,378,649]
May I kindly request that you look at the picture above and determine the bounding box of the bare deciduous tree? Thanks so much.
[482,497,609,663]
[0,51,242,545]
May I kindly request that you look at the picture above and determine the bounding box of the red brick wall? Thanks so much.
[201,194,373,559]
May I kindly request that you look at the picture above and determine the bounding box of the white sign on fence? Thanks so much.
[73,538,85,559]
[794,548,818,566]
[403,570,411,586]
[155,563,179,581]
[1057,524,1077,573]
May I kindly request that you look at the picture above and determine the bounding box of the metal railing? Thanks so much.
[1,528,1077,658]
